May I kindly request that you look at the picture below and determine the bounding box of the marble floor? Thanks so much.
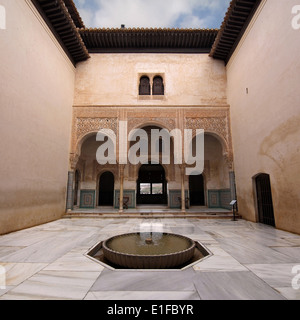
[0,217,300,300]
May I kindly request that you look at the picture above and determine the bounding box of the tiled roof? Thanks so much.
[31,0,262,63]
[32,0,89,64]
[210,0,262,63]
[63,0,85,29]
[79,28,219,53]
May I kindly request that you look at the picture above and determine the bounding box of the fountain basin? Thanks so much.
[102,232,196,269]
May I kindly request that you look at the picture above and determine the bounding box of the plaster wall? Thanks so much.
[227,0,300,233]
[74,53,227,107]
[0,0,75,234]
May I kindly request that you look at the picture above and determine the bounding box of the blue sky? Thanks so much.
[73,0,231,29]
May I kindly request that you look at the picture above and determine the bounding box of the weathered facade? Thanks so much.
[0,0,299,235]
[70,53,233,211]
[224,0,300,234]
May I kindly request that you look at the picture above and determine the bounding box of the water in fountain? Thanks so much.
[106,232,192,256]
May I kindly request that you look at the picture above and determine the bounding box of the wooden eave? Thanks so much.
[79,28,219,54]
[63,0,85,28]
[210,0,262,63]
[32,0,89,64]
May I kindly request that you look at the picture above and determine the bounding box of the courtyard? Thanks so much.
[0,217,299,300]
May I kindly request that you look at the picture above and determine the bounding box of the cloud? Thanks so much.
[74,0,231,29]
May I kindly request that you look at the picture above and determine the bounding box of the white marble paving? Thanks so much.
[193,271,284,300]
[0,286,14,297]
[0,233,84,263]
[218,237,299,264]
[0,247,25,259]
[85,291,200,300]
[91,268,196,292]
[270,246,300,260]
[0,217,299,300]
[245,263,300,288]
[274,287,300,300]
[193,245,247,272]
[44,248,104,272]
[0,230,62,247]
[1,263,47,286]
[1,270,101,300]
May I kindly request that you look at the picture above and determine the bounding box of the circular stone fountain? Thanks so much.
[102,232,196,269]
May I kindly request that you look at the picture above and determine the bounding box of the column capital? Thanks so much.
[223,152,234,170]
[179,164,186,174]
[69,153,79,171]
[118,164,126,175]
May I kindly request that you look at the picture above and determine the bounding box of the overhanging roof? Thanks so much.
[79,28,219,54]
[63,0,85,29]
[32,0,89,64]
[210,0,262,63]
[31,0,262,64]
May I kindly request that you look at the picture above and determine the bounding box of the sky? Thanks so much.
[73,0,232,29]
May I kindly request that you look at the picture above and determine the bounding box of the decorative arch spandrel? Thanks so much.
[185,109,234,170]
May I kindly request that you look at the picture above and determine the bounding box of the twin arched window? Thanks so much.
[153,76,164,95]
[139,76,164,96]
[139,76,151,95]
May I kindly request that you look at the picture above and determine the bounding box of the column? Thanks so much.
[119,165,125,213]
[180,165,186,213]
[229,171,237,201]
[66,171,74,212]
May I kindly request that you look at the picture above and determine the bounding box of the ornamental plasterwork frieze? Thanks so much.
[184,108,231,144]
[127,117,176,132]
[184,109,234,169]
[69,107,234,170]
[185,117,228,144]
[70,117,118,168]
[76,117,118,141]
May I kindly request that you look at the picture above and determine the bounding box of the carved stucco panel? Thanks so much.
[76,117,118,141]
[70,117,118,169]
[127,117,176,132]
[185,117,228,144]
[185,115,234,169]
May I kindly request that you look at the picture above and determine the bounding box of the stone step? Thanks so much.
[63,211,242,220]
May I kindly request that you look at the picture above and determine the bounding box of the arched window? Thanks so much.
[139,76,150,95]
[153,76,164,95]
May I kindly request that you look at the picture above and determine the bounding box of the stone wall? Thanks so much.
[74,53,227,107]
[0,0,75,234]
[227,0,300,234]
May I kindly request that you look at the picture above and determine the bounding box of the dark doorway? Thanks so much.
[137,164,167,205]
[255,174,275,227]
[189,174,205,206]
[99,172,114,206]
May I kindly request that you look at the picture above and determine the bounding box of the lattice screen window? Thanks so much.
[139,76,151,95]
[152,76,164,95]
